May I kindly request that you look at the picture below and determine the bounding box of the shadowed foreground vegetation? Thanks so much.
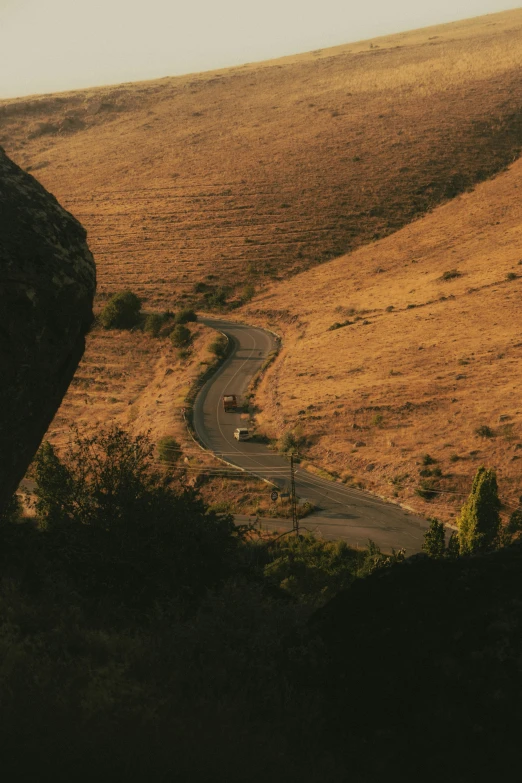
[1,428,522,781]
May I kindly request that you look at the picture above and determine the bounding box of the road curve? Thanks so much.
[193,318,428,554]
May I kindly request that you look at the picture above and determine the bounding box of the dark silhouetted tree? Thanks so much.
[33,427,237,603]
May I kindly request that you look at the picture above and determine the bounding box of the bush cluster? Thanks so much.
[157,435,181,465]
[99,290,142,329]
[209,334,228,359]
[170,323,192,349]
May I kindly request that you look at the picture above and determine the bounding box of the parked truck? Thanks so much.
[222,394,238,412]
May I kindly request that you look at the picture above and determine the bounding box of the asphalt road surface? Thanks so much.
[194,318,428,554]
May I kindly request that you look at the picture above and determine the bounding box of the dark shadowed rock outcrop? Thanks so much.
[0,147,95,510]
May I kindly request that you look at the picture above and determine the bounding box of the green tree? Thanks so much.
[170,324,191,348]
[99,291,142,329]
[457,466,500,555]
[33,427,238,602]
[447,531,460,559]
[422,518,446,558]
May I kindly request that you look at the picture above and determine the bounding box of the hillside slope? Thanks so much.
[1,9,522,310]
[241,154,522,522]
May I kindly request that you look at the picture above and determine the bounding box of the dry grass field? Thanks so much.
[1,9,522,311]
[242,155,522,522]
[45,321,213,454]
[2,9,522,518]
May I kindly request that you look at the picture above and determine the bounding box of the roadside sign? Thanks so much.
[270,490,278,502]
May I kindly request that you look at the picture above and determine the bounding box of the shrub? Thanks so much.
[242,284,255,302]
[504,508,522,544]
[278,429,305,455]
[297,500,316,518]
[416,479,438,501]
[422,453,436,466]
[475,425,495,438]
[328,320,352,331]
[447,531,460,558]
[170,324,192,348]
[209,335,228,359]
[144,313,163,337]
[99,291,142,329]
[440,269,461,281]
[204,287,228,309]
[371,413,383,427]
[506,272,517,281]
[263,534,360,606]
[158,312,176,338]
[422,518,446,558]
[356,539,405,577]
[157,436,181,465]
[175,308,197,324]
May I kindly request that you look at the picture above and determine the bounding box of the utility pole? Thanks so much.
[290,453,299,536]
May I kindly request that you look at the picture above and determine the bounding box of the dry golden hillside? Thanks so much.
[1,8,522,312]
[241,154,522,522]
[3,9,522,521]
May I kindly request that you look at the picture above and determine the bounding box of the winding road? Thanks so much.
[194,318,428,554]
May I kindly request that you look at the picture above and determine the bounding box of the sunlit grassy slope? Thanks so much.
[1,9,522,311]
[2,9,522,519]
[242,154,522,521]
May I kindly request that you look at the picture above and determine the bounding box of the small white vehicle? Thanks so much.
[234,427,249,441]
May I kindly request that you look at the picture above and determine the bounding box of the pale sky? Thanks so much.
[0,0,519,99]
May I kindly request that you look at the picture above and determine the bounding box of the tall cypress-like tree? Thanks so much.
[458,466,500,555]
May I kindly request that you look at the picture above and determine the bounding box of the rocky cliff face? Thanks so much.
[0,148,96,510]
